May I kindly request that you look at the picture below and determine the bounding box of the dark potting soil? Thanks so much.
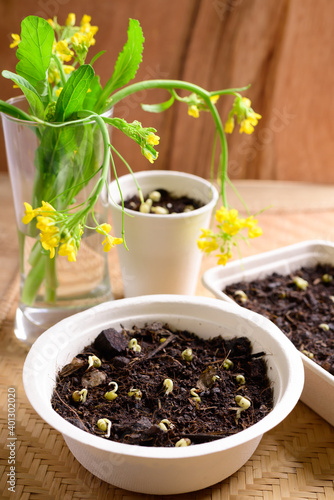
[51,323,273,447]
[224,264,334,375]
[123,188,204,214]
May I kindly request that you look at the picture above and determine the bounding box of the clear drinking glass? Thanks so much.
[1,95,113,345]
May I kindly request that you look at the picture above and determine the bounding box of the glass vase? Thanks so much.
[1,95,113,345]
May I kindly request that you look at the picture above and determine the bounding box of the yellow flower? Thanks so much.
[10,34,20,49]
[222,222,241,236]
[227,95,261,135]
[241,97,251,107]
[248,225,263,239]
[36,216,57,233]
[147,133,160,146]
[55,40,74,62]
[71,31,95,51]
[239,118,256,134]
[243,216,258,228]
[198,228,214,239]
[47,19,55,29]
[197,239,218,253]
[215,206,229,223]
[210,95,219,104]
[22,202,37,224]
[96,223,122,251]
[143,148,158,164]
[224,116,235,134]
[102,235,123,252]
[216,251,232,266]
[66,13,76,26]
[80,15,91,25]
[55,87,63,97]
[81,23,98,37]
[40,201,56,212]
[226,208,239,223]
[63,65,75,74]
[96,223,112,235]
[188,105,200,118]
[58,241,77,262]
[40,230,60,258]
[222,209,243,236]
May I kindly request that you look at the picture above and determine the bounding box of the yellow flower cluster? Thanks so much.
[22,201,122,261]
[224,96,261,135]
[197,206,263,266]
[96,223,123,252]
[71,14,98,54]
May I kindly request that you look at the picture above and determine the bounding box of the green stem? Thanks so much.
[108,79,231,205]
[45,256,58,303]
[18,230,25,274]
[52,54,67,87]
[21,256,45,306]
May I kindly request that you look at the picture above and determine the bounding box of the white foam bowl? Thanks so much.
[202,240,334,426]
[23,295,304,495]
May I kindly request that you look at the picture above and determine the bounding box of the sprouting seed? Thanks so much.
[128,388,143,400]
[104,381,118,401]
[235,395,251,410]
[212,375,220,382]
[86,355,101,371]
[181,348,193,362]
[322,274,333,283]
[148,190,161,202]
[175,438,191,447]
[160,337,167,343]
[234,290,248,303]
[319,323,330,331]
[234,395,251,420]
[190,388,201,403]
[158,419,175,432]
[139,202,151,213]
[128,338,141,353]
[72,388,88,403]
[236,374,246,385]
[163,378,173,395]
[97,418,112,438]
[151,206,169,215]
[293,276,308,290]
[223,359,234,370]
[301,349,314,359]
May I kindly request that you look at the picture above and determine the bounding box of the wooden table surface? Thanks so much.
[0,174,334,499]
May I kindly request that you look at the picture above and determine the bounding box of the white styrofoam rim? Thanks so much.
[109,170,219,219]
[23,295,304,460]
[202,239,334,388]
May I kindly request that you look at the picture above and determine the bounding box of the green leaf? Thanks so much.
[2,70,44,118]
[55,65,95,121]
[141,95,175,113]
[16,16,54,97]
[83,75,103,111]
[95,19,144,112]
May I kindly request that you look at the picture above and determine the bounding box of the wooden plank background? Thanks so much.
[0,0,333,182]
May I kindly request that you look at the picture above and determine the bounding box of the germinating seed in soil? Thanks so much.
[123,189,204,214]
[224,264,334,375]
[51,322,273,447]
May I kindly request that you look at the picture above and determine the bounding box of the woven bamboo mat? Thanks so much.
[1,176,334,499]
